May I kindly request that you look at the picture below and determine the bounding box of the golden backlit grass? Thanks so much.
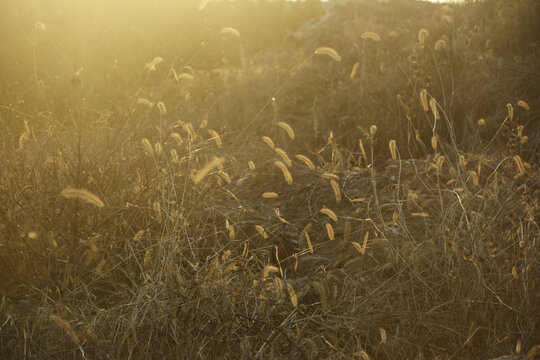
[0,0,539,359]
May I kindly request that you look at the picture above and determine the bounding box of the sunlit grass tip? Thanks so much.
[277,122,295,139]
[193,157,225,184]
[361,32,381,42]
[60,187,104,208]
[314,46,341,62]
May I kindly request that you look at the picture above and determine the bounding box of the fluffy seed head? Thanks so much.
[277,122,295,139]
[61,187,104,208]
[429,98,440,120]
[361,32,381,42]
[431,136,438,150]
[274,161,293,185]
[256,225,269,239]
[388,139,397,160]
[154,142,162,156]
[274,148,292,167]
[137,98,154,108]
[418,28,429,45]
[330,180,341,203]
[156,101,167,116]
[220,27,240,38]
[263,265,279,278]
[208,130,222,148]
[420,89,429,111]
[295,154,315,170]
[517,100,530,111]
[435,39,447,50]
[513,155,525,176]
[193,157,225,184]
[153,201,162,223]
[326,223,335,240]
[507,103,514,121]
[314,46,341,62]
[262,136,275,149]
[169,133,183,146]
[305,232,313,253]
[320,207,338,222]
[286,282,298,307]
[142,138,153,155]
[145,56,163,72]
[321,172,339,181]
[350,62,360,79]
[263,192,278,199]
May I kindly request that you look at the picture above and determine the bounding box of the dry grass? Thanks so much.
[1,0,539,359]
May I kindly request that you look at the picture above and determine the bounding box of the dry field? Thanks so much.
[0,0,539,358]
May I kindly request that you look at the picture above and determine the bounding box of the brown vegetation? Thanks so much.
[1,0,539,358]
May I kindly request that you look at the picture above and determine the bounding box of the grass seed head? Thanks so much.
[330,180,341,203]
[263,192,278,199]
[156,101,167,116]
[274,148,292,167]
[326,223,335,240]
[418,28,429,46]
[429,98,440,120]
[361,31,381,42]
[256,225,269,239]
[420,89,429,112]
[286,282,298,307]
[350,62,360,79]
[154,142,162,156]
[295,154,315,170]
[142,138,153,155]
[263,265,279,278]
[262,136,275,149]
[388,139,397,160]
[169,133,183,145]
[305,231,314,253]
[277,122,295,139]
[507,103,514,120]
[435,39,447,50]
[220,27,240,38]
[193,157,225,184]
[208,130,222,148]
[517,100,530,110]
[431,136,438,150]
[314,46,341,62]
[60,188,104,208]
[320,207,338,222]
[513,155,525,176]
[145,56,163,72]
[274,161,293,185]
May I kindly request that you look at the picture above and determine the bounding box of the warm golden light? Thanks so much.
[1,0,538,359]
